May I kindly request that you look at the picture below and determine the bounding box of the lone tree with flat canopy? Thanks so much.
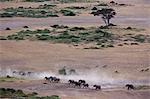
[92,8,116,26]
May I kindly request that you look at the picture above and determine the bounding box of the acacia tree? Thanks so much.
[92,8,116,26]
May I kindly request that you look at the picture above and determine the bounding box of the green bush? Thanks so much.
[107,44,114,47]
[60,9,76,16]
[97,3,108,6]
[39,4,57,9]
[0,36,7,40]
[58,67,67,75]
[0,88,60,99]
[84,46,100,49]
[1,28,117,46]
[0,8,59,18]
[69,27,85,31]
[59,0,93,3]
[51,25,68,29]
[66,6,86,9]
[69,69,76,75]
[24,0,49,2]
[0,12,14,17]
[133,34,145,43]
[0,0,12,2]
[7,34,24,40]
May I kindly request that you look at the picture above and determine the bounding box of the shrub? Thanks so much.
[7,34,24,40]
[58,67,67,75]
[0,36,7,40]
[0,0,12,2]
[39,4,56,9]
[66,6,85,9]
[51,25,68,29]
[69,69,76,75]
[0,8,59,18]
[97,3,108,6]
[23,26,29,28]
[101,44,105,47]
[1,28,118,48]
[0,88,60,99]
[136,85,150,90]
[133,34,145,43]
[50,95,60,99]
[126,26,132,30]
[91,7,97,10]
[99,26,109,29]
[36,35,52,40]
[108,23,116,26]
[60,9,76,16]
[0,12,14,17]
[110,1,115,4]
[6,75,11,78]
[107,44,114,47]
[24,0,49,2]
[118,4,126,6]
[69,27,85,31]
[84,46,100,49]
[118,44,123,46]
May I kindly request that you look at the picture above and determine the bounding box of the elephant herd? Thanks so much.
[44,76,135,90]
[45,76,60,83]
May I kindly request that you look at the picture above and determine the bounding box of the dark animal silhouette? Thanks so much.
[93,85,101,90]
[53,77,60,83]
[82,83,89,88]
[44,76,60,83]
[125,84,134,90]
[6,75,11,78]
[68,80,75,85]
[5,27,11,30]
[78,80,86,84]
[74,81,81,88]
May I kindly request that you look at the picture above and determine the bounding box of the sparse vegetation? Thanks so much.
[23,26,29,28]
[132,34,146,43]
[66,6,86,9]
[69,27,85,31]
[126,26,132,30]
[51,25,68,29]
[84,46,100,49]
[0,36,7,40]
[58,0,95,3]
[135,85,150,90]
[1,27,149,48]
[91,7,97,10]
[0,88,60,99]
[69,69,77,75]
[0,7,59,18]
[0,27,114,44]
[24,0,49,2]
[0,0,12,2]
[97,3,108,6]
[60,9,76,16]
[38,4,57,9]
[58,67,67,75]
[0,76,24,82]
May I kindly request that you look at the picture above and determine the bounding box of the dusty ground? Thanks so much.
[0,0,150,99]
[0,80,150,99]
